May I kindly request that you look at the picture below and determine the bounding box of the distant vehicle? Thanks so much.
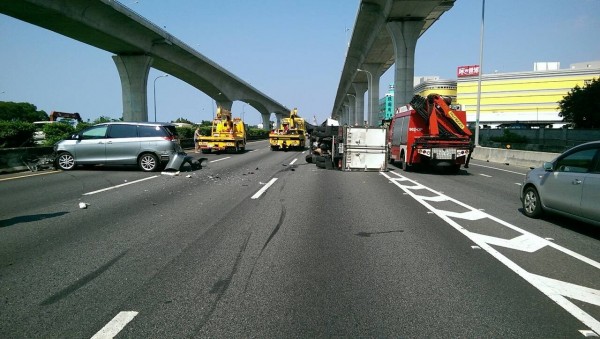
[197,107,246,153]
[520,140,600,226]
[49,111,83,127]
[54,122,182,172]
[33,112,84,144]
[269,108,306,151]
[32,121,54,145]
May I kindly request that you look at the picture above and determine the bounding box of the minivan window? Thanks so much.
[81,125,108,139]
[164,126,178,138]
[108,124,138,138]
[139,125,165,138]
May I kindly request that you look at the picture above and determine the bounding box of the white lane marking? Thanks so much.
[83,176,158,196]
[579,329,599,337]
[515,183,522,186]
[470,163,526,175]
[381,171,600,333]
[289,158,298,165]
[91,311,138,339]
[251,178,278,199]
[209,157,231,163]
[479,173,492,178]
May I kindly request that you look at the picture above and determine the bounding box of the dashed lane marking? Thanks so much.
[470,163,527,175]
[209,156,231,163]
[251,178,278,199]
[83,176,158,196]
[479,173,492,178]
[91,311,138,339]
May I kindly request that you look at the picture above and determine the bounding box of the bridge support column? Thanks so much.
[386,20,425,110]
[275,113,283,129]
[215,100,233,113]
[261,113,271,130]
[112,55,152,122]
[362,63,382,126]
[346,95,356,126]
[353,82,368,126]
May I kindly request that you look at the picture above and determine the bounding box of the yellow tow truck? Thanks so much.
[198,107,247,153]
[269,108,306,151]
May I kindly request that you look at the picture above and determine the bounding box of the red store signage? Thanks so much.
[457,65,480,77]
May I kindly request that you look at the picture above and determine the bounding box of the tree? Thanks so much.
[0,101,48,122]
[174,117,194,125]
[558,78,600,128]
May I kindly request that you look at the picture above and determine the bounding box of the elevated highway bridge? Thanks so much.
[0,0,290,127]
[332,0,455,126]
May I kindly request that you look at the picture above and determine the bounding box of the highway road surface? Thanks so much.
[1,140,599,338]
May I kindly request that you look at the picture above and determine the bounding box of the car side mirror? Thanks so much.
[542,162,553,171]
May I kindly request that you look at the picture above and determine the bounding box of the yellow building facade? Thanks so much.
[456,61,600,128]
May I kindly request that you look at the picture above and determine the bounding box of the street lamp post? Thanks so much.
[474,0,485,146]
[153,74,168,122]
[357,68,373,125]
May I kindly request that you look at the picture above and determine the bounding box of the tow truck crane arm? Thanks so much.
[410,94,472,138]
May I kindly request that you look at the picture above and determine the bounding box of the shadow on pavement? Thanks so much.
[0,211,69,228]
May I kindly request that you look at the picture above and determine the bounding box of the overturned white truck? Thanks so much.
[307,124,388,171]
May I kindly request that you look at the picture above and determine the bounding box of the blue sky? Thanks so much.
[1,0,599,125]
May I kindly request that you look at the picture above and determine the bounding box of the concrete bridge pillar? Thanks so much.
[112,55,153,122]
[386,20,425,110]
[361,63,382,126]
[353,82,368,126]
[215,100,233,112]
[275,113,284,129]
[261,113,271,130]
[340,105,348,126]
[346,94,356,126]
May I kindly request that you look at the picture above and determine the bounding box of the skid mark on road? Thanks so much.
[381,171,600,335]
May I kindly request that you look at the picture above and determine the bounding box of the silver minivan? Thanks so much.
[520,140,600,226]
[54,122,182,172]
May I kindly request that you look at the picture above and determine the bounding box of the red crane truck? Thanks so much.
[388,94,474,173]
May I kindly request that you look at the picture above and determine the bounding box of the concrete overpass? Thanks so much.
[0,0,289,128]
[332,0,455,126]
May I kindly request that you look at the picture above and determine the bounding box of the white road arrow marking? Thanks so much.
[470,233,549,253]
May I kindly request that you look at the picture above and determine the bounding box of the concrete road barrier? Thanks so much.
[471,146,559,169]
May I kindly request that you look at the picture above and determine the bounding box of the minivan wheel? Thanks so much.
[138,153,159,172]
[523,186,542,218]
[56,152,76,170]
